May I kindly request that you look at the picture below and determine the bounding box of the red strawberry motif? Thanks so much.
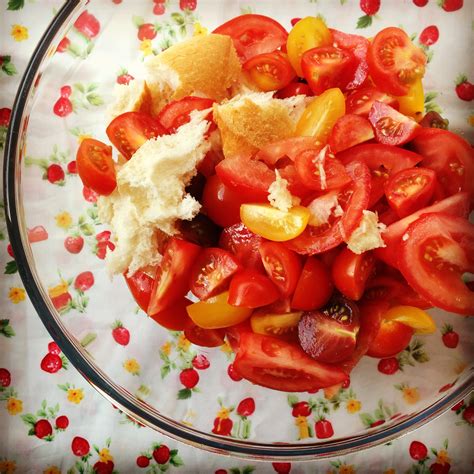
[439,0,463,12]
[153,445,170,464]
[419,25,439,46]
[179,0,197,10]
[46,164,65,184]
[53,97,73,117]
[291,401,312,417]
[117,72,134,85]
[409,440,428,460]
[74,11,101,39]
[93,461,114,474]
[463,404,474,424]
[7,243,14,258]
[74,271,95,292]
[180,368,199,388]
[360,0,380,15]
[438,382,455,393]
[111,321,130,346]
[67,160,77,173]
[153,3,166,15]
[0,368,11,387]
[83,186,99,202]
[136,456,150,468]
[212,417,233,435]
[96,230,112,242]
[138,23,157,41]
[430,463,451,474]
[378,357,399,374]
[0,107,11,126]
[237,397,255,417]
[64,236,84,254]
[40,353,63,373]
[455,75,474,101]
[48,342,61,355]
[55,415,69,429]
[192,354,210,370]
[315,419,334,439]
[369,419,385,428]
[56,37,70,53]
[291,18,301,26]
[51,292,72,311]
[215,470,227,474]
[34,419,53,439]
[28,225,48,243]
[441,324,459,348]
[227,363,242,381]
[60,85,72,98]
[413,0,429,5]
[451,400,464,411]
[72,436,90,456]
[272,463,292,474]
[342,376,351,389]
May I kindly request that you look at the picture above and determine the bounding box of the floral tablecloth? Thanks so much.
[0,0,473,473]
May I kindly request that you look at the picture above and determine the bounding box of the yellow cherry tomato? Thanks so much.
[396,78,424,122]
[286,16,332,77]
[240,204,310,241]
[250,311,302,337]
[186,291,252,329]
[383,305,436,334]
[295,88,345,142]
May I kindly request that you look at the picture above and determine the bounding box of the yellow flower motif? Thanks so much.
[6,397,23,415]
[123,358,140,375]
[43,467,61,474]
[55,211,72,229]
[383,469,396,474]
[161,341,172,356]
[8,287,25,304]
[139,39,153,56]
[48,280,69,299]
[220,340,233,355]
[216,407,231,419]
[339,465,355,474]
[295,415,310,439]
[77,133,92,144]
[98,448,114,463]
[0,460,16,474]
[402,386,420,404]
[193,21,208,36]
[436,449,451,466]
[67,388,84,404]
[177,333,191,352]
[11,24,28,42]
[346,399,361,414]
[468,115,474,127]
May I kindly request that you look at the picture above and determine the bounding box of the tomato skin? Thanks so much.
[328,114,374,154]
[384,167,436,218]
[76,138,116,196]
[259,242,302,297]
[250,311,302,339]
[331,247,375,301]
[255,137,321,166]
[345,87,398,117]
[184,320,226,348]
[396,78,424,121]
[399,212,474,315]
[213,14,288,63]
[228,270,280,308]
[124,269,154,312]
[291,257,333,310]
[367,319,414,358]
[147,238,202,315]
[275,82,312,98]
[150,297,192,331]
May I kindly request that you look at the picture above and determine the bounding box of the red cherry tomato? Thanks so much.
[328,114,374,154]
[150,297,192,331]
[184,320,226,348]
[367,319,414,358]
[255,136,321,166]
[275,81,312,98]
[228,270,280,308]
[345,87,398,117]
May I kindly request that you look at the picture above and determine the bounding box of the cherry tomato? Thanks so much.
[302,46,358,95]
[275,81,312,98]
[286,17,332,77]
[345,87,398,117]
[233,331,347,392]
[396,78,424,121]
[184,320,226,347]
[255,136,321,166]
[295,88,345,142]
[367,27,426,96]
[124,269,154,312]
[368,101,420,146]
[243,51,296,92]
[187,291,252,329]
[157,96,215,133]
[383,305,436,334]
[147,237,201,315]
[331,247,375,301]
[240,204,310,242]
[213,14,288,63]
[367,318,414,358]
[419,111,449,130]
[384,167,436,218]
[259,242,302,297]
[250,311,302,338]
[228,270,280,308]
[399,212,474,315]
[197,149,224,178]
[150,297,192,331]
[291,257,333,310]
[106,111,166,160]
[76,138,116,196]
[328,114,374,154]
[294,145,352,191]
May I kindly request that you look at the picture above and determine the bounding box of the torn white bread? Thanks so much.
[346,210,386,254]
[106,79,153,121]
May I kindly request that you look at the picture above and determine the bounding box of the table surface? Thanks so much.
[0,0,472,473]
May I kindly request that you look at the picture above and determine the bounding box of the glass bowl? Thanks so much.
[4,0,473,461]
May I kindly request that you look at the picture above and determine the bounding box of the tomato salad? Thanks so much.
[76,14,474,393]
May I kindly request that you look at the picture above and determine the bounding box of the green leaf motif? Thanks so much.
[21,413,37,425]
[2,61,18,76]
[171,13,185,25]
[132,15,144,28]
[356,15,373,29]
[0,319,15,337]
[287,394,298,407]
[87,94,104,106]
[169,455,184,467]
[4,260,18,275]
[177,388,192,400]
[7,0,25,10]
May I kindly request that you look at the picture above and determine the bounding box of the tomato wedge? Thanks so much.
[275,81,312,98]
[124,269,154,312]
[328,114,374,154]
[367,27,426,96]
[396,78,424,120]
[76,138,116,196]
[213,14,288,63]
[255,137,321,166]
[184,320,226,347]
[233,332,347,392]
[228,270,280,308]
[151,297,192,331]
[345,86,398,117]
[399,212,474,315]
[147,237,201,315]
[367,319,414,358]
[106,111,167,160]
[250,311,302,339]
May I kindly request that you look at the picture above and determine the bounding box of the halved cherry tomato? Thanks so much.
[187,291,252,329]
[250,311,302,338]
[157,96,215,133]
[277,163,315,199]
[275,81,312,98]
[286,17,332,77]
[419,111,449,130]
[228,270,280,308]
[368,101,420,146]
[367,27,426,96]
[243,51,296,92]
[367,318,414,358]
[331,247,375,301]
[147,237,201,315]
[399,212,474,315]
[287,160,371,255]
[291,256,333,310]
[106,111,167,160]
[259,242,302,297]
[233,331,347,392]
[384,167,436,218]
[395,78,424,121]
[197,149,224,177]
[124,269,154,312]
[302,46,358,95]
[338,143,423,207]
[213,14,288,63]
[255,137,321,166]
[150,297,191,331]
[328,114,374,154]
[374,192,470,268]
[240,204,310,242]
[345,87,398,117]
[383,305,436,334]
[202,174,250,227]
[409,128,474,201]
[184,320,226,347]
[76,138,116,196]
[295,88,345,142]
[294,145,351,191]
[189,248,240,300]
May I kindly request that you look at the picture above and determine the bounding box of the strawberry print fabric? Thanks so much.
[0,0,473,473]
